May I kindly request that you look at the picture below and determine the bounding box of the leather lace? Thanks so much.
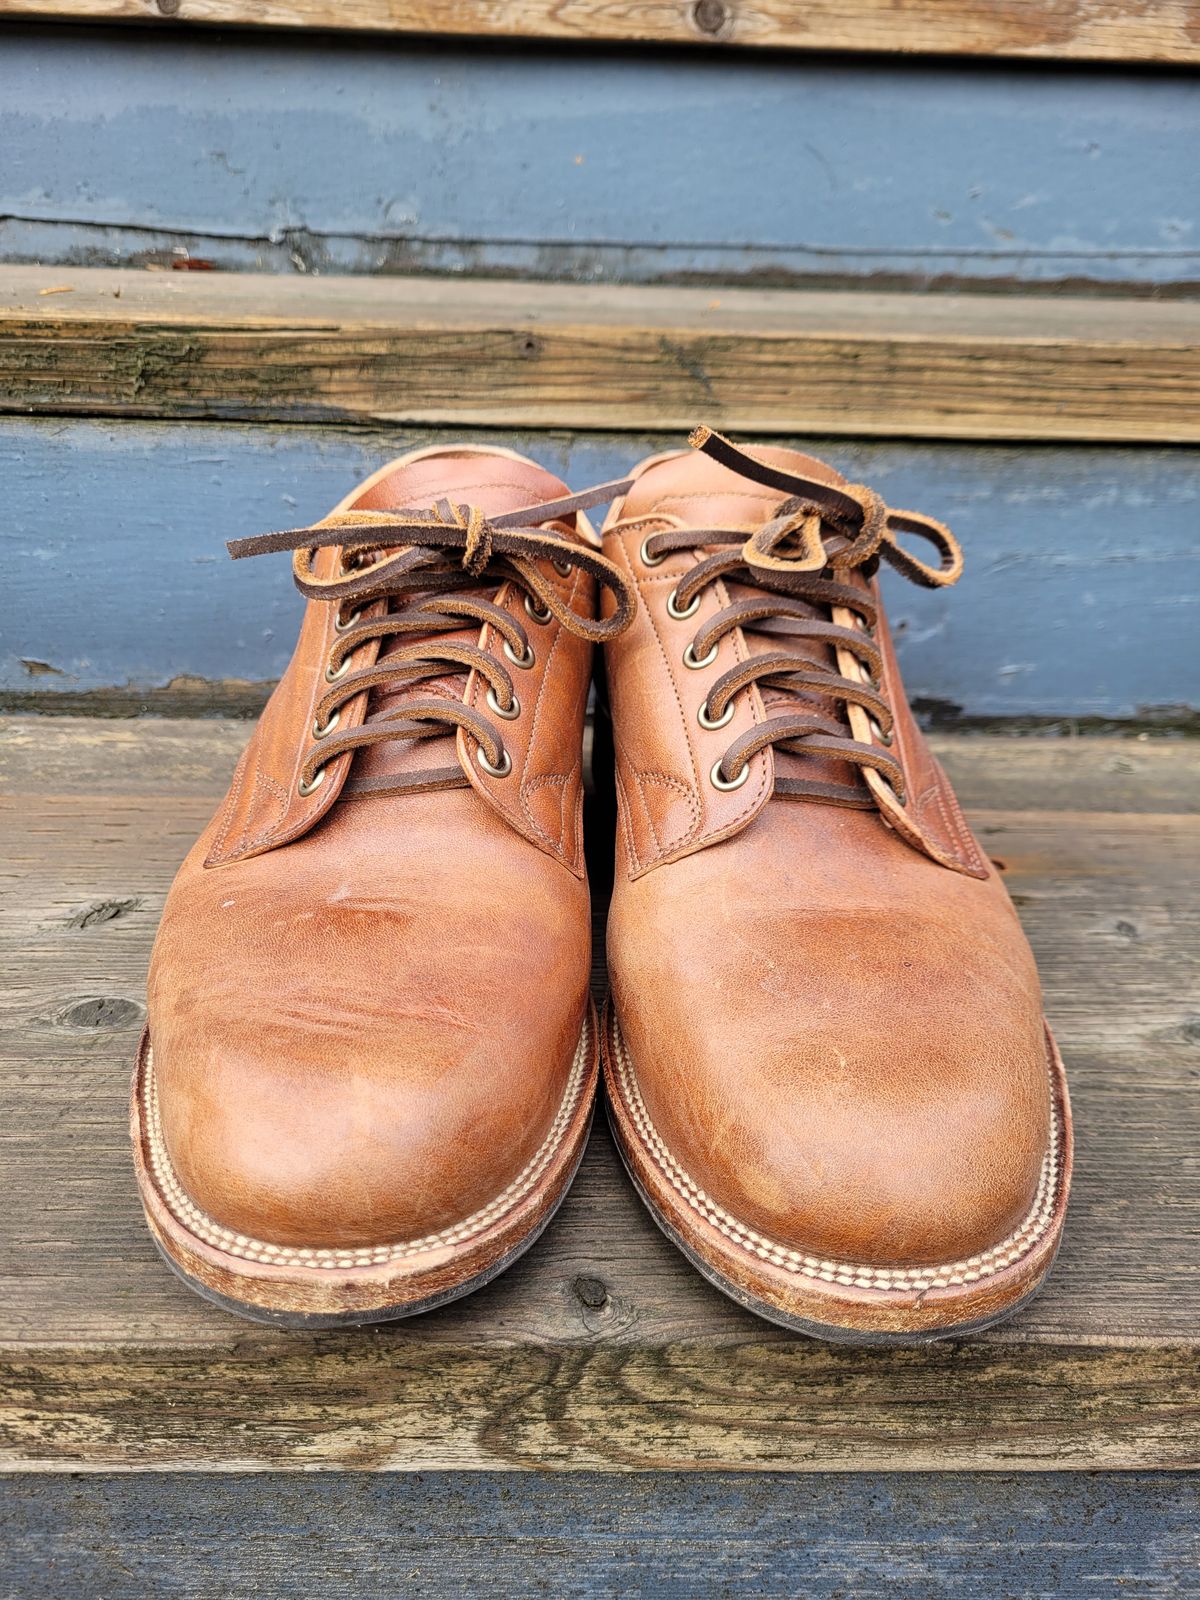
[642,427,964,808]
[227,479,637,796]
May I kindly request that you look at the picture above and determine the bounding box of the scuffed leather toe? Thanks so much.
[610,805,1053,1273]
[148,788,589,1251]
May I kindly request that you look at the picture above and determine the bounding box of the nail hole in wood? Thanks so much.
[573,1274,610,1310]
[691,0,729,35]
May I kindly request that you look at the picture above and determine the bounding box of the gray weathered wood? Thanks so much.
[3,419,1198,721]
[4,1472,1200,1596]
[1,721,1197,1469]
[1,29,1197,291]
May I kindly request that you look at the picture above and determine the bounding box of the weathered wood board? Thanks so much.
[4,269,1197,443]
[4,1471,1200,1597]
[5,0,1200,65]
[1,721,1197,1470]
[3,419,1197,721]
[2,29,1196,290]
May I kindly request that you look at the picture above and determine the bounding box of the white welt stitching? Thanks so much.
[143,1015,590,1270]
[611,1018,1062,1293]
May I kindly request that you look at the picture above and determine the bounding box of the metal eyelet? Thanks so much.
[683,640,719,671]
[486,687,521,721]
[524,594,553,623]
[698,698,734,731]
[552,557,573,578]
[710,758,750,792]
[312,709,341,739]
[666,587,700,621]
[297,765,327,797]
[869,717,894,748]
[477,746,512,779]
[335,607,362,634]
[325,656,351,682]
[640,534,666,568]
[503,639,535,670]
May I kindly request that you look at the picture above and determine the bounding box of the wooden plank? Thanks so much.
[3,268,1198,443]
[4,1473,1200,1596]
[4,417,1199,721]
[2,31,1197,293]
[3,0,1199,66]
[1,721,1198,1469]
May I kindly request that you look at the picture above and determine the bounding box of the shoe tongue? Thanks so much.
[351,450,571,516]
[619,443,846,526]
[626,444,862,798]
[345,451,572,788]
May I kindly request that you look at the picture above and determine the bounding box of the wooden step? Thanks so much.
[3,268,1198,443]
[1,718,1198,1471]
[3,0,1197,64]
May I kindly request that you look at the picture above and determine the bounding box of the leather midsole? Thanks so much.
[606,1007,1069,1297]
[135,1009,594,1277]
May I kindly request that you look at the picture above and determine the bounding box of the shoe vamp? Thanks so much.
[608,799,1051,1268]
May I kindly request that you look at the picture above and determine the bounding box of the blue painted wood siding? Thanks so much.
[1,27,1197,289]
[3,421,1195,719]
[0,24,1195,717]
[4,1471,1199,1597]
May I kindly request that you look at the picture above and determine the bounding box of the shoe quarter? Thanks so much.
[602,519,774,880]
[460,567,594,877]
[205,545,379,867]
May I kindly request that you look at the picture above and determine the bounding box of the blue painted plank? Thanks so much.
[0,28,1197,289]
[4,1471,1199,1598]
[1,420,1195,718]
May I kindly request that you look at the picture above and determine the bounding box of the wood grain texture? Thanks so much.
[1,721,1197,1469]
[3,0,1199,64]
[2,269,1197,443]
[6,1473,1200,1598]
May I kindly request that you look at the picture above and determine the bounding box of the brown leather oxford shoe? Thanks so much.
[600,428,1072,1343]
[133,444,635,1325]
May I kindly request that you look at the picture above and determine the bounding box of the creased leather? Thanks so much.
[601,515,774,878]
[207,454,605,872]
[603,438,1055,1271]
[603,443,986,877]
[149,447,601,1249]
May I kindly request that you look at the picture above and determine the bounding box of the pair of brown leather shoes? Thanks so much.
[133,430,1072,1342]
